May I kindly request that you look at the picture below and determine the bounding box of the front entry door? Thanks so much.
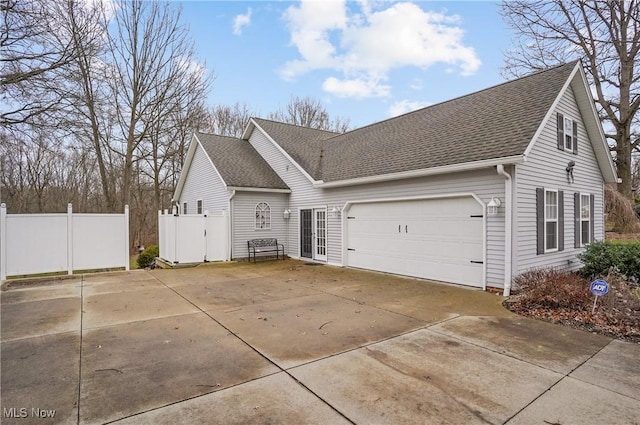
[300,208,327,261]
[314,208,327,262]
[300,209,313,258]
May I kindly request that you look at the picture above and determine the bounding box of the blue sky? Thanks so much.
[179,1,511,128]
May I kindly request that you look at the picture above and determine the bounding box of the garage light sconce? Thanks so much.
[330,206,342,218]
[487,198,501,215]
[283,209,291,219]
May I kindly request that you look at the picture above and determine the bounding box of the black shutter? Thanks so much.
[557,113,564,150]
[536,188,544,255]
[574,192,581,248]
[590,194,595,242]
[572,121,578,154]
[558,190,564,251]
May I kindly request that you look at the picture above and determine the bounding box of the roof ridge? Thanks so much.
[195,131,244,141]
[328,60,580,139]
[252,117,341,136]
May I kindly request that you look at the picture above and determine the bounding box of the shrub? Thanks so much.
[137,244,159,269]
[511,268,592,310]
[578,240,640,280]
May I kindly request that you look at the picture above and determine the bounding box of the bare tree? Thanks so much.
[1,0,82,126]
[269,96,350,132]
[201,102,254,137]
[107,0,210,209]
[501,0,640,197]
[55,0,119,210]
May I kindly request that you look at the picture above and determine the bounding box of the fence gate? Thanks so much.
[158,210,229,264]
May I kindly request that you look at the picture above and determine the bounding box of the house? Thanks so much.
[172,61,617,296]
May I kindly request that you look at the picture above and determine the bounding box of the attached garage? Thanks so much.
[344,196,485,288]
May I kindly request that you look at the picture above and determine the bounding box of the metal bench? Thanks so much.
[247,238,285,262]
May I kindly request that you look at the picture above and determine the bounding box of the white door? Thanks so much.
[314,208,327,262]
[346,197,484,287]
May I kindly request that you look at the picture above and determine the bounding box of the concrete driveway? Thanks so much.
[2,260,639,425]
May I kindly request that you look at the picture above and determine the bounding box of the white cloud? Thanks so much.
[387,99,432,117]
[280,1,481,98]
[233,8,252,36]
[323,76,391,98]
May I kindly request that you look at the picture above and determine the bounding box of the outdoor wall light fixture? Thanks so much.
[330,206,342,218]
[487,198,501,215]
[566,160,575,184]
[283,209,291,219]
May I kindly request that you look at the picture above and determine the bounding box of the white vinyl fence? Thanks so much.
[0,203,130,281]
[158,210,229,264]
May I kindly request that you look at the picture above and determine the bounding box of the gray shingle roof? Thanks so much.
[196,133,289,190]
[252,61,578,183]
[251,119,338,179]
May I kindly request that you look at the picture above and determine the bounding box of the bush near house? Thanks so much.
[137,245,159,269]
[578,240,640,280]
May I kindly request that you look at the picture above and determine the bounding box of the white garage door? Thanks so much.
[346,196,484,287]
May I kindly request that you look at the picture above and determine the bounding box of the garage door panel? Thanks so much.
[346,197,484,287]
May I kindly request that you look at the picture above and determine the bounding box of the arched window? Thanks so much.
[255,202,271,229]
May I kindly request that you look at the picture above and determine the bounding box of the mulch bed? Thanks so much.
[504,268,640,343]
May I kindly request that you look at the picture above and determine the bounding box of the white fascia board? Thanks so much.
[241,120,255,140]
[573,66,617,183]
[172,133,199,201]
[227,186,292,194]
[249,119,323,185]
[522,62,617,183]
[314,155,524,188]
[173,133,230,202]
[523,63,579,159]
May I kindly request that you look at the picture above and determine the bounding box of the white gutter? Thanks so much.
[227,186,291,193]
[496,164,512,297]
[227,190,236,261]
[315,155,524,188]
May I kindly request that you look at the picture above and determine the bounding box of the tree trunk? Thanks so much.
[616,125,633,198]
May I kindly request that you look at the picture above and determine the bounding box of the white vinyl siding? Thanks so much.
[180,142,230,214]
[248,128,506,288]
[516,83,605,274]
[231,192,288,259]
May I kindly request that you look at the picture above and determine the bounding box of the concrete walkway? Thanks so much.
[2,260,639,424]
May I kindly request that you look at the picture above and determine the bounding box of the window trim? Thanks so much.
[197,199,203,215]
[564,117,575,151]
[254,202,271,230]
[580,193,591,247]
[544,189,559,253]
[557,112,578,154]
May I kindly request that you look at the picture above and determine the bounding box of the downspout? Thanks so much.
[496,165,512,297]
[228,190,236,261]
